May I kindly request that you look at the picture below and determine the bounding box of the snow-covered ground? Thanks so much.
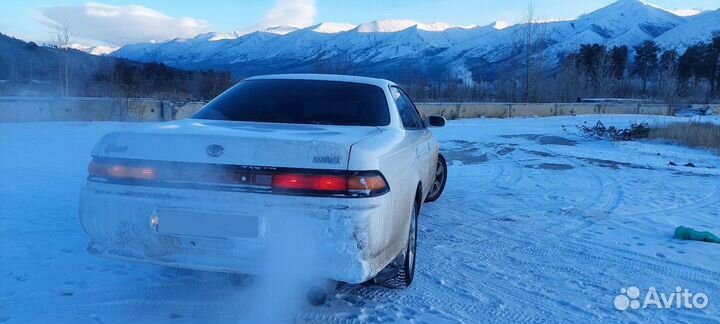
[1,115,719,324]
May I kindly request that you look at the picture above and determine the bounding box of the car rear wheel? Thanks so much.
[425,154,447,202]
[374,199,418,289]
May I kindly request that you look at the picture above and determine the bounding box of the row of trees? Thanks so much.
[93,61,233,100]
[0,26,233,100]
[556,33,720,102]
[0,48,234,100]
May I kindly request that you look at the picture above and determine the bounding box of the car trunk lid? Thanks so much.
[92,119,382,170]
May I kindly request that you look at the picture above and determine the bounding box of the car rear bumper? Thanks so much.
[79,181,400,284]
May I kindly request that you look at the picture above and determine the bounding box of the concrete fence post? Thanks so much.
[161,100,175,121]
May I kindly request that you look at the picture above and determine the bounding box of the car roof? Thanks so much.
[245,74,396,88]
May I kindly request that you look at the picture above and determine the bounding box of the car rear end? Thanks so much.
[79,77,396,283]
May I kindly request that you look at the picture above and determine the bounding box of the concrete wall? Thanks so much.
[690,104,720,116]
[415,102,675,119]
[508,103,556,117]
[172,101,207,120]
[0,97,208,122]
[0,97,170,122]
[555,103,600,116]
[0,97,690,122]
[415,103,510,119]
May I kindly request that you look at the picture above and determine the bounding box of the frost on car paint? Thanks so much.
[79,74,446,286]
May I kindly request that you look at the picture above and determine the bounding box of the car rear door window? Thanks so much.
[398,88,425,129]
[391,86,423,129]
[193,79,390,126]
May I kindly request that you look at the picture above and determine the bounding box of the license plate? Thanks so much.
[155,209,259,239]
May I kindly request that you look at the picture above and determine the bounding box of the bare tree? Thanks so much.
[658,49,679,102]
[515,2,548,102]
[51,23,72,96]
[596,51,615,97]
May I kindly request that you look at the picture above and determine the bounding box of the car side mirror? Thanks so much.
[426,115,446,127]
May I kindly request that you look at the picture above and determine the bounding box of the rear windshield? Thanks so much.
[192,79,390,126]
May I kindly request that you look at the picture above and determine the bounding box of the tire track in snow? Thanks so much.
[462,145,621,233]
[419,156,718,324]
[613,183,720,219]
[416,207,600,323]
[536,143,625,236]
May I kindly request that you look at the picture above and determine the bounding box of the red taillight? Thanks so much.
[88,160,157,181]
[271,172,388,196]
[88,157,389,197]
[272,173,347,192]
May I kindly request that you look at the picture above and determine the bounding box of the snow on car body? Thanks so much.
[79,74,447,286]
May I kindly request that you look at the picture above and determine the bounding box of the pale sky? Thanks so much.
[0,0,717,47]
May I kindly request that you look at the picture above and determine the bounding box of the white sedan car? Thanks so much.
[79,74,448,289]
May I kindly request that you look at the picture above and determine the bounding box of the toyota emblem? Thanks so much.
[206,144,224,158]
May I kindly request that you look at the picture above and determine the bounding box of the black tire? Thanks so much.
[425,154,447,203]
[374,198,418,289]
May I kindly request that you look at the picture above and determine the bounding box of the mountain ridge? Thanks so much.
[110,0,719,82]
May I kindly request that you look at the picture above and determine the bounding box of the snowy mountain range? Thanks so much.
[112,0,720,82]
[69,43,118,56]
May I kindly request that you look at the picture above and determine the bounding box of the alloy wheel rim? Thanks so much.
[430,160,445,196]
